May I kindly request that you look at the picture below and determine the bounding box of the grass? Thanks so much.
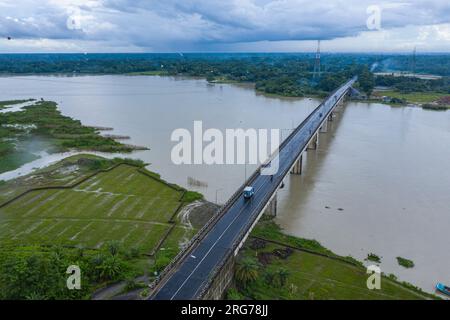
[0,158,193,255]
[397,257,415,269]
[373,90,449,104]
[127,71,168,76]
[234,221,436,300]
[251,220,362,266]
[237,243,428,300]
[0,151,40,174]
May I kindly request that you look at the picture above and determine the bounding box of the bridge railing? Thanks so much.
[196,77,356,299]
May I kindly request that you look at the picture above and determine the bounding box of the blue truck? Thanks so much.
[243,186,255,199]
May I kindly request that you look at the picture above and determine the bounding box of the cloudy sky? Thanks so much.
[0,0,449,53]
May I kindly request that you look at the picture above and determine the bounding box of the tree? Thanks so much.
[105,240,121,256]
[263,269,276,285]
[97,255,123,280]
[358,68,375,97]
[235,257,260,288]
[274,268,290,287]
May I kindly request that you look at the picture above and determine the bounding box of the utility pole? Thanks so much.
[313,40,321,81]
[215,188,223,205]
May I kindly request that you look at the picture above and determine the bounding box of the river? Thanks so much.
[0,75,448,293]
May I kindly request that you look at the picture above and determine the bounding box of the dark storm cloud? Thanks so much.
[0,0,449,50]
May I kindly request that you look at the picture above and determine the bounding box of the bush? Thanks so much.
[366,253,381,263]
[227,288,245,300]
[123,246,141,260]
[182,191,203,203]
[396,257,414,268]
[96,255,126,281]
[104,240,121,256]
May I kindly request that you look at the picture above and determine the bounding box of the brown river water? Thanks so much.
[0,75,448,293]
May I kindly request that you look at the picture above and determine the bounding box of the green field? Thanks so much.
[237,243,427,300]
[0,155,204,299]
[0,162,191,254]
[231,221,435,300]
[374,90,449,104]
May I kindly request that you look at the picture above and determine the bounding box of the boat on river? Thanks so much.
[436,283,450,296]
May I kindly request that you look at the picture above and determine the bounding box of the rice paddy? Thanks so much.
[0,163,191,254]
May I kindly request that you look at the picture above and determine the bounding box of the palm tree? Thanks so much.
[98,256,123,280]
[274,268,290,287]
[105,240,121,256]
[235,257,260,288]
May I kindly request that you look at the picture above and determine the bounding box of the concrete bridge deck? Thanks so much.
[151,77,357,300]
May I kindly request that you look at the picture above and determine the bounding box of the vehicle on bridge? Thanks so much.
[243,186,255,199]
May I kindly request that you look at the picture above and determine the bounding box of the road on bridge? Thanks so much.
[152,77,357,300]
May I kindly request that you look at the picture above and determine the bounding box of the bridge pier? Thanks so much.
[290,155,303,175]
[320,120,328,133]
[264,193,278,217]
[335,99,345,112]
[327,113,334,122]
[307,133,318,150]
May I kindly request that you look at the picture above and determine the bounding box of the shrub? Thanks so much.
[182,191,203,203]
[227,288,245,300]
[366,253,381,263]
[396,257,414,268]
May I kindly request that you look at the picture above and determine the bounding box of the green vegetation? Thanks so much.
[375,75,450,94]
[0,99,34,109]
[127,70,168,76]
[0,100,131,152]
[251,220,361,266]
[0,155,203,299]
[0,99,134,174]
[235,257,261,288]
[422,104,449,111]
[373,90,448,104]
[397,257,415,269]
[373,54,450,77]
[373,74,450,108]
[181,191,204,203]
[366,253,381,263]
[0,151,40,175]
[0,53,381,97]
[230,221,434,300]
[0,163,187,253]
[0,241,148,299]
[0,53,448,101]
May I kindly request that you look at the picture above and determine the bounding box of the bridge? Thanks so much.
[150,77,357,300]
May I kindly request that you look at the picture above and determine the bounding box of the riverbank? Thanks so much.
[372,90,450,109]
[229,220,438,300]
[0,99,147,175]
